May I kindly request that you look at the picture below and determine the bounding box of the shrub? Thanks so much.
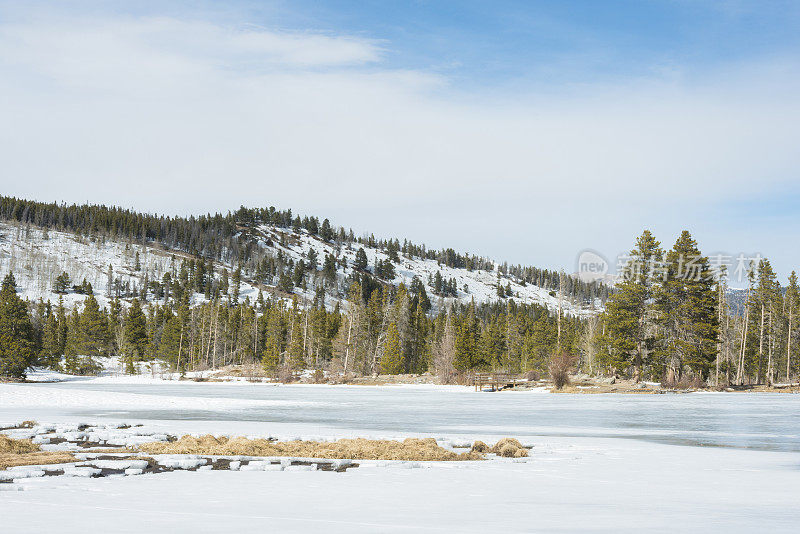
[661,374,705,390]
[277,366,296,383]
[313,368,324,383]
[549,351,576,390]
[68,356,102,376]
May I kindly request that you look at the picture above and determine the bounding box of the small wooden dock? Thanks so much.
[472,372,524,392]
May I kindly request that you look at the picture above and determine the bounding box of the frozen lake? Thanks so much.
[3,381,800,532]
[13,381,800,451]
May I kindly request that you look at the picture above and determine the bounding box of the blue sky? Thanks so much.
[155,1,800,80]
[25,1,800,85]
[277,1,800,82]
[1,1,799,284]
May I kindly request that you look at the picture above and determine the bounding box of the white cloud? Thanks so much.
[0,11,799,278]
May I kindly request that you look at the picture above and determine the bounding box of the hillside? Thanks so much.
[0,219,602,317]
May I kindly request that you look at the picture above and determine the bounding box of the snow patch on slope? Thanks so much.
[0,221,599,316]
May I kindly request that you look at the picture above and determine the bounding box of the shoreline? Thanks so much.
[8,369,800,394]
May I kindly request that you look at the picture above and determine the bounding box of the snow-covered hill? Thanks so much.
[0,221,600,317]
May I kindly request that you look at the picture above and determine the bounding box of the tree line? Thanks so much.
[0,263,582,381]
[594,230,799,385]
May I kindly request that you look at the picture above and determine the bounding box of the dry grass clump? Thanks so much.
[470,440,489,453]
[0,434,39,454]
[139,435,484,461]
[0,434,77,469]
[0,452,77,470]
[490,438,528,458]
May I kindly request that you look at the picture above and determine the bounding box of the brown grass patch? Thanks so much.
[0,451,77,469]
[138,435,484,461]
[490,438,528,458]
[0,434,39,454]
[0,434,77,469]
[470,440,489,453]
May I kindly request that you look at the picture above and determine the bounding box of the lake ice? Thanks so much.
[2,380,800,532]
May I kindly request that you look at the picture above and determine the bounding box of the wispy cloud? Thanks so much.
[0,6,798,279]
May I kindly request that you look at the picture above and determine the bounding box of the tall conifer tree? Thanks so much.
[654,231,719,381]
[0,273,35,378]
[602,230,662,380]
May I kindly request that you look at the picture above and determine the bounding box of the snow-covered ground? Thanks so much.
[0,220,599,316]
[250,223,599,316]
[0,221,264,310]
[2,379,800,532]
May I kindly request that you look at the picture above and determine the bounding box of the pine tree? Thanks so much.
[454,302,480,371]
[261,306,284,373]
[292,261,305,290]
[528,313,556,373]
[79,294,108,357]
[277,269,294,294]
[0,273,35,378]
[162,271,172,303]
[40,305,61,368]
[320,218,334,242]
[654,231,719,382]
[159,310,183,370]
[322,254,337,286]
[307,248,319,270]
[386,240,400,263]
[123,298,148,373]
[381,322,402,374]
[220,269,229,296]
[479,315,505,369]
[63,308,80,373]
[195,260,206,293]
[354,248,368,271]
[231,267,241,304]
[752,259,779,383]
[603,230,662,380]
[53,272,71,294]
[375,258,395,280]
[433,270,443,295]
